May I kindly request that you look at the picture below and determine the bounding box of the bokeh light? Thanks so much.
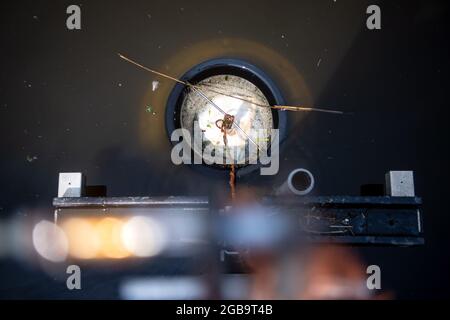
[62,218,101,259]
[32,220,68,262]
[95,217,130,259]
[121,216,167,258]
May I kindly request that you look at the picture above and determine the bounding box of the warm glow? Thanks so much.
[121,216,167,257]
[95,217,130,259]
[58,216,168,260]
[62,218,101,259]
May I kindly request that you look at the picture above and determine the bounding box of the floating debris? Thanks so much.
[317,58,322,67]
[145,105,157,115]
[152,80,160,91]
[26,155,38,163]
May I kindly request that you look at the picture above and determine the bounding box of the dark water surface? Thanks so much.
[0,0,449,298]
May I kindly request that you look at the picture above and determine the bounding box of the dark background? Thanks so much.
[0,0,449,299]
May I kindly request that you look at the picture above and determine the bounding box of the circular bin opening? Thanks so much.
[165,59,287,176]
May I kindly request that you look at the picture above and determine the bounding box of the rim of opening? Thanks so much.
[165,58,287,177]
[288,168,315,195]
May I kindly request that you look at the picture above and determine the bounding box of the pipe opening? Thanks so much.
[288,169,314,195]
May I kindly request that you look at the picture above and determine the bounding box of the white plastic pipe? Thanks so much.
[276,168,315,196]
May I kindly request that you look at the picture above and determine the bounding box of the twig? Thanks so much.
[117,53,347,115]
